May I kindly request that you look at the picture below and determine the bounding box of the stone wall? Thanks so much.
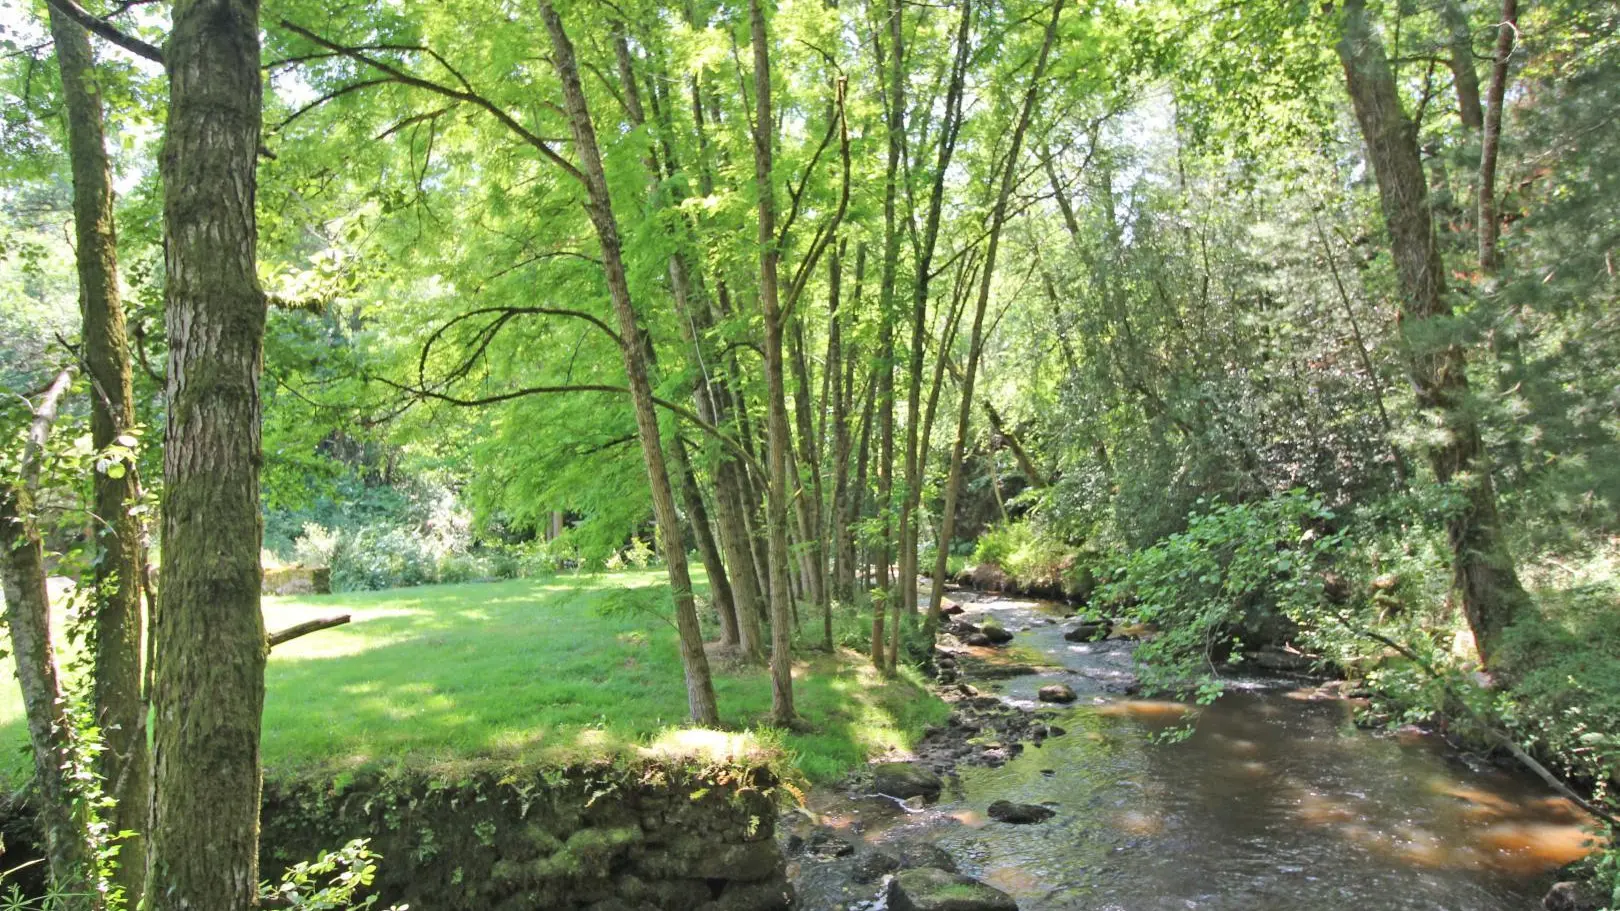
[262,566,331,595]
[259,762,793,911]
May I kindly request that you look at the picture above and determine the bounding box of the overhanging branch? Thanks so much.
[44,0,163,64]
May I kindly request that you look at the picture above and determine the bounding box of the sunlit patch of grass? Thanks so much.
[0,571,946,784]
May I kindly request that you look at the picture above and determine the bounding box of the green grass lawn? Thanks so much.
[0,571,946,785]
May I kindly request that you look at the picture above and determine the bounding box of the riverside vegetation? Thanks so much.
[0,0,1617,907]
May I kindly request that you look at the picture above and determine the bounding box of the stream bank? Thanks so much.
[784,587,1602,910]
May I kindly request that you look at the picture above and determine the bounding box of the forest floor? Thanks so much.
[0,570,947,784]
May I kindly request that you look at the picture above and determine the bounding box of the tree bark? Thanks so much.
[673,437,740,646]
[1335,0,1528,666]
[147,2,268,906]
[45,12,148,896]
[749,0,798,725]
[0,370,94,902]
[1440,0,1485,131]
[824,242,849,606]
[929,0,1064,626]
[1477,0,1517,273]
[540,0,720,725]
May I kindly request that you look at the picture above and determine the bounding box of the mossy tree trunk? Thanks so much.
[44,11,149,898]
[1335,0,1528,667]
[147,2,268,907]
[0,370,94,904]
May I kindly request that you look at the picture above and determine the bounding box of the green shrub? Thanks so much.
[1100,490,1344,699]
[968,522,1097,596]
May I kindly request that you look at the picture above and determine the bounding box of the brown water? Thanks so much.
[799,594,1602,910]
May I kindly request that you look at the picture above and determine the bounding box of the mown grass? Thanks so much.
[0,570,946,785]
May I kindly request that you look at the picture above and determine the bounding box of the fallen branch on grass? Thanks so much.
[268,614,352,649]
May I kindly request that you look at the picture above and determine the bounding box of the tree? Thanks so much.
[43,11,149,896]
[146,0,269,906]
[0,369,96,904]
[929,0,1066,625]
[1335,0,1528,666]
[538,0,720,726]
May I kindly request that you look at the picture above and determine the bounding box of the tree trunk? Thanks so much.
[835,243,869,602]
[898,0,973,636]
[788,316,830,648]
[1478,0,1518,273]
[872,0,904,600]
[1335,0,1528,666]
[147,2,268,906]
[929,0,1064,626]
[45,13,148,895]
[1440,0,1485,132]
[749,0,798,725]
[824,243,849,606]
[673,437,739,645]
[540,0,720,724]
[0,370,94,902]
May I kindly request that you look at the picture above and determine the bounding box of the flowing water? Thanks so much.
[795,592,1602,910]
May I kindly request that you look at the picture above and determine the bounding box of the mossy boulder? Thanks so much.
[872,762,943,800]
[889,867,1018,911]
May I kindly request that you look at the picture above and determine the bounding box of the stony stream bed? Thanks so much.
[782,588,1600,910]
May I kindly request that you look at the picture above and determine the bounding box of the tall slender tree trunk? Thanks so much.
[45,15,149,895]
[788,318,830,647]
[1477,0,1518,273]
[836,244,870,602]
[673,438,740,645]
[824,243,850,605]
[898,0,974,637]
[0,370,93,903]
[872,0,905,602]
[610,35,742,649]
[749,0,798,725]
[1335,0,1528,666]
[928,0,1064,626]
[540,0,720,725]
[147,3,268,907]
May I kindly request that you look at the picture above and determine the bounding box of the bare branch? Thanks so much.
[278,20,586,185]
[43,0,163,64]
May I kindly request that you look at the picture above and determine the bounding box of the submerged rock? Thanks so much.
[851,850,900,884]
[979,622,1015,645]
[895,842,958,873]
[987,800,1055,824]
[889,867,1019,911]
[874,762,944,800]
[1063,619,1112,642]
[1543,881,1606,911]
[801,829,855,859]
[1037,683,1077,703]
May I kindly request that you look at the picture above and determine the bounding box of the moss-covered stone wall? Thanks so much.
[260,761,792,911]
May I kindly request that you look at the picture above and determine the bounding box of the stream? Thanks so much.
[787,590,1601,910]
